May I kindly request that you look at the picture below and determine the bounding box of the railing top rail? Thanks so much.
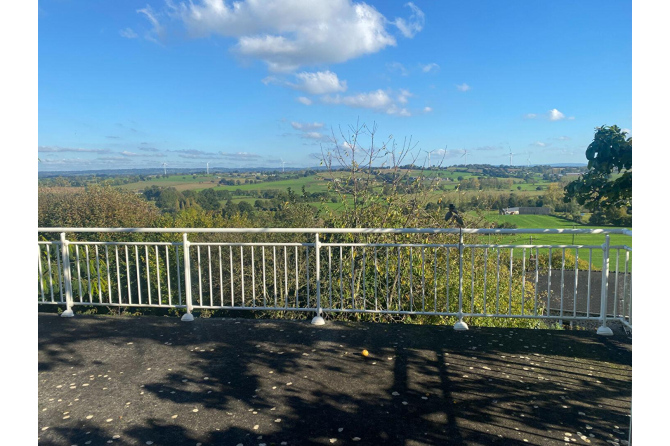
[38,227,632,235]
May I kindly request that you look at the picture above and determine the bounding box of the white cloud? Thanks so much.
[524,113,537,119]
[548,108,566,121]
[38,146,109,154]
[321,88,411,116]
[291,121,324,131]
[170,0,422,72]
[533,141,546,147]
[393,2,425,38]
[169,0,424,72]
[291,71,347,94]
[456,83,470,92]
[420,63,439,73]
[119,28,138,39]
[423,106,433,113]
[296,96,312,105]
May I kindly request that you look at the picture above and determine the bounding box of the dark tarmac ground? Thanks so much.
[38,313,631,446]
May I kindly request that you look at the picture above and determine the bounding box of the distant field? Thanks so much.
[477,211,632,271]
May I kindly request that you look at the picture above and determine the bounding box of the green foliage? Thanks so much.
[564,125,632,221]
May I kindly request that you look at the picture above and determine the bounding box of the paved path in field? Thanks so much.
[38,314,631,446]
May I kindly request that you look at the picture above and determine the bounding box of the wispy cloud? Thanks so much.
[420,63,439,73]
[296,96,312,106]
[393,2,425,38]
[456,83,470,92]
[219,151,263,160]
[387,62,409,76]
[38,146,109,154]
[291,122,324,131]
[137,5,166,44]
[119,28,138,39]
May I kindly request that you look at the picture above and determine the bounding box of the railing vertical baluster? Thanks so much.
[374,247,379,312]
[397,246,401,311]
[471,246,475,314]
[409,246,413,311]
[445,246,450,312]
[495,249,501,315]
[533,248,539,316]
[60,233,74,317]
[614,249,621,316]
[283,246,287,308]
[242,246,246,307]
[560,248,565,320]
[46,245,55,303]
[273,246,277,307]
[135,245,142,305]
[208,246,213,307]
[421,247,426,312]
[145,245,151,305]
[125,246,131,305]
[85,246,92,303]
[328,246,333,309]
[106,246,113,304]
[75,245,83,303]
[312,233,324,324]
[155,246,161,306]
[218,247,223,306]
[251,246,256,307]
[340,246,344,309]
[521,248,526,315]
[573,248,579,319]
[454,231,468,330]
[262,247,267,307]
[197,246,202,306]
[294,246,298,308]
[547,248,552,318]
[306,245,310,308]
[483,247,489,315]
[433,247,438,313]
[166,245,171,306]
[362,247,366,310]
[385,247,390,312]
[181,233,194,321]
[508,248,513,316]
[351,246,355,309]
[587,249,592,317]
[176,245,182,306]
[56,243,63,302]
[597,236,613,335]
[38,246,45,302]
[623,250,630,322]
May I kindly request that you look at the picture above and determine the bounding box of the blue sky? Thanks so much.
[37,0,632,172]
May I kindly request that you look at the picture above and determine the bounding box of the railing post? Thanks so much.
[181,233,194,321]
[311,232,325,325]
[597,235,613,335]
[60,232,74,317]
[454,230,468,331]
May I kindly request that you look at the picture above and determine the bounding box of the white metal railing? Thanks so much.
[37,227,632,334]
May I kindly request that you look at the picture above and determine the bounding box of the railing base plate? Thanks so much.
[596,325,613,336]
[454,320,469,331]
[60,309,74,318]
[181,313,194,322]
[311,316,325,326]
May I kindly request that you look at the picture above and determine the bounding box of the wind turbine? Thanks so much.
[161,162,168,175]
[526,152,532,168]
[206,162,210,175]
[280,158,286,173]
[508,147,516,166]
[461,149,470,166]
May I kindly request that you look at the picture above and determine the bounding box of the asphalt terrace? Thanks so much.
[38,313,632,446]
